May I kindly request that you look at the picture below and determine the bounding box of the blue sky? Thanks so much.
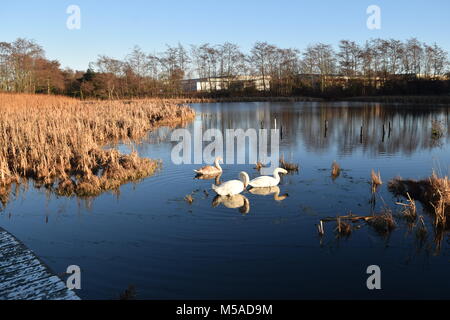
[1,0,449,70]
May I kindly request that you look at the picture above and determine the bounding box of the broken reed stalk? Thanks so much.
[396,192,417,221]
[371,169,383,192]
[317,221,325,236]
[0,93,195,201]
[416,216,428,241]
[335,216,352,237]
[371,169,383,186]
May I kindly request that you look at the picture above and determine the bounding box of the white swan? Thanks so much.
[249,168,288,188]
[194,157,223,175]
[212,172,249,196]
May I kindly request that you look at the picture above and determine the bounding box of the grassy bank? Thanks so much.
[0,93,195,202]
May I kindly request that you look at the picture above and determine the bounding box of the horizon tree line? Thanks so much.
[0,38,449,99]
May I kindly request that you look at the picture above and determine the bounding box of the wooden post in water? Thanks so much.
[360,124,364,144]
[324,120,328,138]
[388,121,392,138]
[382,124,386,142]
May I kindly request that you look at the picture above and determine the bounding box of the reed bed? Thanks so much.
[389,172,449,228]
[0,93,195,200]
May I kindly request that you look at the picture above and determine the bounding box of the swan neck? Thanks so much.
[215,159,222,171]
[241,173,249,187]
[273,170,281,182]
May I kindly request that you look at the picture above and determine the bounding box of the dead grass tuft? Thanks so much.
[367,209,396,235]
[389,172,449,228]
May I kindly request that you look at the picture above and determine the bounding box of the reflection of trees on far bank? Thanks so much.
[197,103,449,157]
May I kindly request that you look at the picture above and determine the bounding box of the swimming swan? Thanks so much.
[194,157,223,175]
[249,168,288,188]
[212,172,250,196]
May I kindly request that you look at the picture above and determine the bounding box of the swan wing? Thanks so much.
[195,165,221,175]
[249,176,278,188]
[212,180,244,196]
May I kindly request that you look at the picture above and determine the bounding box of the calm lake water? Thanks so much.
[1,102,449,300]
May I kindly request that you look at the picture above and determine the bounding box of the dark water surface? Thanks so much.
[1,102,449,299]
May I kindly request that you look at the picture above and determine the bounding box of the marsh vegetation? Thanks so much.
[0,93,195,202]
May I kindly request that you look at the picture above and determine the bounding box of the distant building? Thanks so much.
[182,76,271,92]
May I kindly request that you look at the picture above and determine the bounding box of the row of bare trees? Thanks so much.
[0,39,65,94]
[0,38,449,99]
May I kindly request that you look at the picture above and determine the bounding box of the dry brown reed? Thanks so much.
[396,192,417,222]
[335,217,352,238]
[0,93,195,200]
[254,161,266,171]
[280,155,299,172]
[389,172,449,228]
[367,209,396,235]
[415,216,428,242]
[371,169,383,192]
[331,161,341,178]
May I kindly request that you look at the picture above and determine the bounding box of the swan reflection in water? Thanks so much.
[212,194,250,215]
[249,186,289,201]
[195,173,222,185]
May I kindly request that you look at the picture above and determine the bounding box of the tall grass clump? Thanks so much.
[0,93,195,200]
[389,171,449,228]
